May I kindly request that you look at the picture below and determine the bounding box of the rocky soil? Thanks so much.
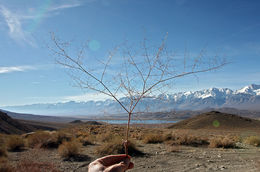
[7,141,260,172]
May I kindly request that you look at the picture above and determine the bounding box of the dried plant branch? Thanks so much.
[50,32,227,156]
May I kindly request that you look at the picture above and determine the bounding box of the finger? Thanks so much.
[104,158,130,172]
[97,154,131,166]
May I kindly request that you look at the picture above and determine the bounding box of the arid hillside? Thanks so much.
[0,111,35,134]
[0,111,56,134]
[169,111,260,130]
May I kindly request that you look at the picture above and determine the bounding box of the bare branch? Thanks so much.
[50,32,227,155]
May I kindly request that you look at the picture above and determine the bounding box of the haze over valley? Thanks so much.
[2,84,260,117]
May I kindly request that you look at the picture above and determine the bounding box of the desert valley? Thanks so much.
[1,0,260,171]
[1,109,260,171]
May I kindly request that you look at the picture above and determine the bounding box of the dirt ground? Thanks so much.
[7,140,260,172]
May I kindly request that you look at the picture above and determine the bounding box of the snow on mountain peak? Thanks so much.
[249,84,260,90]
[236,84,260,95]
[3,84,260,115]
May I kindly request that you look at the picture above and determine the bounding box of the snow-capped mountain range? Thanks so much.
[2,84,260,116]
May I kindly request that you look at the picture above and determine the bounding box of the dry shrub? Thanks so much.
[169,134,209,147]
[0,158,12,172]
[244,136,260,147]
[0,146,7,158]
[56,131,72,143]
[0,157,8,164]
[27,131,53,148]
[13,160,60,172]
[95,137,143,157]
[0,164,12,172]
[27,131,72,149]
[162,132,174,141]
[130,131,144,140]
[77,136,93,146]
[0,134,6,145]
[96,132,116,142]
[6,135,24,151]
[209,137,236,148]
[58,140,80,159]
[143,134,164,144]
[230,135,241,143]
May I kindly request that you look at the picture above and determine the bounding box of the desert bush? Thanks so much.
[170,134,209,147]
[0,164,12,172]
[143,134,164,144]
[56,131,72,143]
[26,131,72,149]
[6,135,24,151]
[95,137,143,156]
[0,163,12,172]
[162,132,174,141]
[130,131,144,140]
[0,157,12,172]
[0,146,7,158]
[77,136,93,146]
[96,132,116,142]
[244,136,260,147]
[209,137,236,148]
[230,135,241,143]
[0,134,6,144]
[13,161,60,172]
[27,131,53,148]
[58,140,80,159]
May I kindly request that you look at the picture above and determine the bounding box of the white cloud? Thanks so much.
[0,65,35,74]
[0,1,84,46]
[63,93,113,102]
[48,2,82,12]
[0,6,36,46]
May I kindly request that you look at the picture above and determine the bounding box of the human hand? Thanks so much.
[88,154,134,172]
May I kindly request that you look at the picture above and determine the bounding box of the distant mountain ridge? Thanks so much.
[2,84,260,116]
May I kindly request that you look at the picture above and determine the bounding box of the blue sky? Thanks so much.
[0,0,260,106]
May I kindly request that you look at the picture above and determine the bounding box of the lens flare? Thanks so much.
[88,40,101,51]
[213,120,220,128]
[26,0,52,33]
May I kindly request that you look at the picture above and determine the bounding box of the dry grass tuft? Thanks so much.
[0,135,7,157]
[27,131,54,148]
[143,134,164,144]
[168,133,209,147]
[6,135,24,151]
[27,131,73,149]
[0,146,7,158]
[56,131,73,143]
[77,136,93,146]
[0,134,6,144]
[0,158,12,172]
[95,137,143,156]
[209,137,236,148]
[58,140,80,159]
[96,132,119,142]
[244,136,260,147]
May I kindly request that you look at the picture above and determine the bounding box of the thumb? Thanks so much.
[104,158,130,172]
